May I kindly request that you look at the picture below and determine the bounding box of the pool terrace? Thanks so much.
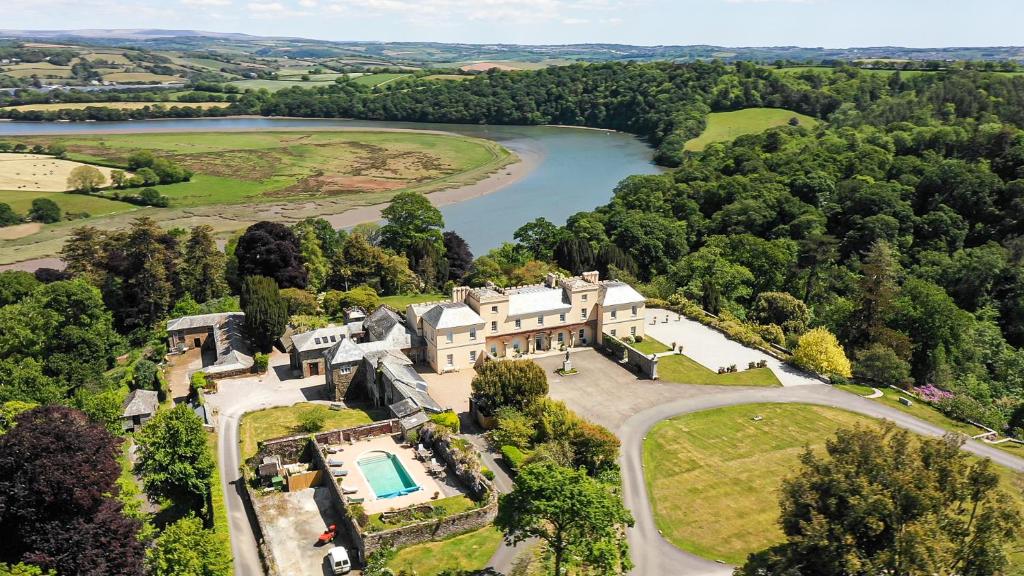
[324,434,463,515]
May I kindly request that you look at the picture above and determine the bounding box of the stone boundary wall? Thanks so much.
[601,333,658,380]
[309,437,366,561]
[255,419,401,466]
[360,495,497,555]
[239,478,280,576]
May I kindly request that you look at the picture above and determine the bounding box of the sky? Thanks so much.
[5,0,1022,47]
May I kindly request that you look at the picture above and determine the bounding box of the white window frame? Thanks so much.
[446,331,454,344]
[469,327,477,341]
[559,313,566,322]
[515,319,521,329]
[491,321,497,332]
[445,353,454,368]
[581,309,588,319]
[469,350,477,362]
[537,315,544,326]
[339,364,352,375]
[611,309,617,319]
[631,305,638,317]
[630,326,637,336]
[557,332,564,343]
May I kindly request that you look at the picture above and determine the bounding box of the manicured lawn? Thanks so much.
[643,403,1024,567]
[238,403,381,462]
[364,494,479,532]
[684,108,819,151]
[631,336,671,355]
[658,353,781,387]
[379,292,446,309]
[387,526,504,575]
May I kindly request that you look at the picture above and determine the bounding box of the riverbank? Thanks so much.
[0,117,661,269]
[0,137,534,272]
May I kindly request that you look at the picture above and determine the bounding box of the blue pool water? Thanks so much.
[357,451,420,499]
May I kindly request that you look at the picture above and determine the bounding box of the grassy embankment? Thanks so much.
[0,130,513,263]
[836,383,1024,458]
[379,293,447,309]
[643,403,1024,567]
[684,108,819,151]
[238,403,382,462]
[386,526,504,575]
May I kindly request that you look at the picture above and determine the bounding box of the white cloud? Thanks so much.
[562,17,590,24]
[298,0,316,6]
[181,0,231,5]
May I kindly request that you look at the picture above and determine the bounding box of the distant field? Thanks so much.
[350,73,411,87]
[2,62,73,79]
[0,153,125,192]
[424,74,471,81]
[684,108,819,151]
[0,188,136,218]
[2,101,228,112]
[228,78,338,91]
[102,71,181,83]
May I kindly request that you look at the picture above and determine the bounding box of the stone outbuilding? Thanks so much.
[121,389,159,432]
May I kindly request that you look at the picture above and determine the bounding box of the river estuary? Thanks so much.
[0,117,661,263]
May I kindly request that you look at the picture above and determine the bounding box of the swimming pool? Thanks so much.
[357,451,420,499]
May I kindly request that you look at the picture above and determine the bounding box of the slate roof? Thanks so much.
[365,349,442,413]
[122,389,159,418]
[421,302,485,330]
[600,281,646,307]
[364,307,404,341]
[505,285,573,317]
[291,326,348,353]
[204,314,254,375]
[167,312,237,332]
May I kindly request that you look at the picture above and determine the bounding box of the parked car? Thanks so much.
[327,546,351,575]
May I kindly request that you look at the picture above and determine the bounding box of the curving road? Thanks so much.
[539,344,1024,576]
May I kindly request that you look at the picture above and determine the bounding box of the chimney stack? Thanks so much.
[582,270,599,283]
[451,286,470,303]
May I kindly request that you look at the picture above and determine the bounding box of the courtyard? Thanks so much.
[252,486,351,576]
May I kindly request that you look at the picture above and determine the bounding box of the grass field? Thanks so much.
[658,353,781,386]
[631,336,671,355]
[379,292,447,309]
[350,73,411,87]
[0,153,126,192]
[387,526,504,575]
[423,74,472,81]
[227,78,339,91]
[684,108,820,151]
[643,403,1024,567]
[11,130,512,208]
[102,71,182,83]
[2,101,228,112]
[238,403,382,462]
[0,188,137,219]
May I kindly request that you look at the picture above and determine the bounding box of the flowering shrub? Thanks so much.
[914,384,954,403]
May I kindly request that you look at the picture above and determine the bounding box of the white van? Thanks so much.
[327,546,351,575]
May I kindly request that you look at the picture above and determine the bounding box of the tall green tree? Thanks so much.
[470,359,548,413]
[379,191,444,256]
[496,461,634,576]
[737,425,1021,576]
[240,275,288,353]
[846,240,901,347]
[293,220,330,293]
[146,515,230,576]
[135,404,215,518]
[181,225,227,303]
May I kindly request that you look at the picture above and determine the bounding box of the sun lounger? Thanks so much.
[341,486,358,495]
[328,458,344,467]
[348,497,364,504]
[331,469,348,477]
[327,446,344,454]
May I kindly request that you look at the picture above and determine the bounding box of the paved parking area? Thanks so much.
[538,349,728,431]
[644,308,823,387]
[252,486,349,576]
